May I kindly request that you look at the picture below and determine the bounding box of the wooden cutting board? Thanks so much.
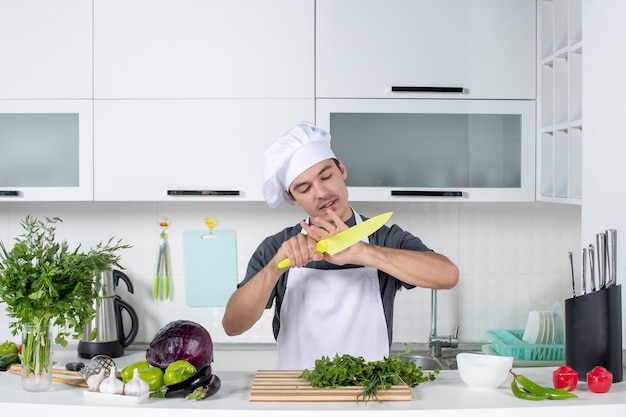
[8,364,88,387]
[250,370,412,402]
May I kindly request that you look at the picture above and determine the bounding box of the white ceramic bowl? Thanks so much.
[456,353,514,389]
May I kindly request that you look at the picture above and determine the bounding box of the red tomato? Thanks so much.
[553,365,578,391]
[587,366,613,393]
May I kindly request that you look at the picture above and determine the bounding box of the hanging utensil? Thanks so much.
[589,244,596,292]
[568,251,576,298]
[155,217,172,300]
[606,229,617,288]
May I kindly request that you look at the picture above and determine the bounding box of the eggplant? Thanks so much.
[185,374,221,400]
[152,364,214,398]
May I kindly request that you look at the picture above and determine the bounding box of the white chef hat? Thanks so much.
[263,121,336,208]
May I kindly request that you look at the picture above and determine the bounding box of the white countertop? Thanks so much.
[2,348,626,417]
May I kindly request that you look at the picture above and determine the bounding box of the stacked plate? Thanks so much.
[483,302,566,364]
[552,301,565,344]
[522,310,555,345]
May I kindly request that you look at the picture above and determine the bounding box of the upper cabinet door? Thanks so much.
[316,0,536,100]
[0,100,94,201]
[0,0,92,99]
[94,0,314,99]
[316,98,536,202]
[93,99,314,201]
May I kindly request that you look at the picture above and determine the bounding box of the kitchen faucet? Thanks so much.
[428,289,459,357]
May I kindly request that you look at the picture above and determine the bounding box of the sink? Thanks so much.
[390,347,484,370]
[399,354,448,370]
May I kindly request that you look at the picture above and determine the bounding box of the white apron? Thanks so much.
[276,212,389,370]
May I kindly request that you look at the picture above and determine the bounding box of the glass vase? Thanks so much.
[21,321,52,392]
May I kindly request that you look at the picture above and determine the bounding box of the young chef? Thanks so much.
[222,121,459,370]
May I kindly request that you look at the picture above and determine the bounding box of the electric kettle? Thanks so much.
[77,269,139,358]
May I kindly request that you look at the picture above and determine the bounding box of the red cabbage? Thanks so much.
[146,320,213,370]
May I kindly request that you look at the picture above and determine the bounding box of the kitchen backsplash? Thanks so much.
[0,201,580,347]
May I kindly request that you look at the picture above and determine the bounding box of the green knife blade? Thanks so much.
[277,211,393,269]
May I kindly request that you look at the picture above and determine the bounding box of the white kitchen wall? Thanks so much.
[0,200,580,348]
[581,1,626,344]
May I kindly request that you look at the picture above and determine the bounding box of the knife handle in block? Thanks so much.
[606,229,617,287]
[596,233,607,289]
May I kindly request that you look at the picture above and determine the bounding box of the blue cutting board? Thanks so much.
[183,229,237,307]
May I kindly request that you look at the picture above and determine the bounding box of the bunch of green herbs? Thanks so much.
[0,215,131,346]
[300,345,438,402]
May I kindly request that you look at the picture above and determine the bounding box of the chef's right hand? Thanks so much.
[275,232,323,268]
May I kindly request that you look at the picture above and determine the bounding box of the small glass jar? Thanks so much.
[21,321,53,392]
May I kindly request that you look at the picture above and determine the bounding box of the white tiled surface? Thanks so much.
[0,201,580,346]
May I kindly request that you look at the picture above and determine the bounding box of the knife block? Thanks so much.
[564,285,622,382]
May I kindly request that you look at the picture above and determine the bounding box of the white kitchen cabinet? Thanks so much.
[0,0,92,99]
[317,99,536,202]
[316,0,536,100]
[93,0,314,99]
[93,99,314,201]
[537,0,582,204]
[0,100,94,201]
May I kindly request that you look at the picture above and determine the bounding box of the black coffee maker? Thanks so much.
[78,269,139,358]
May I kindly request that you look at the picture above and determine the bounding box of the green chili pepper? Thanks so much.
[515,372,577,398]
[510,380,548,400]
[510,370,577,401]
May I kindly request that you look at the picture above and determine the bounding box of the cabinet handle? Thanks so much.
[0,190,21,197]
[391,190,463,197]
[167,190,240,196]
[391,86,465,93]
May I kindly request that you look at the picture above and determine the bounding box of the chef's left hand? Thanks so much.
[302,209,347,238]
[301,209,364,265]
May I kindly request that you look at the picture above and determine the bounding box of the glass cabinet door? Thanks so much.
[316,99,535,202]
[0,100,93,201]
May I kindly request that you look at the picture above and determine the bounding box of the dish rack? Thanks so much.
[486,329,565,361]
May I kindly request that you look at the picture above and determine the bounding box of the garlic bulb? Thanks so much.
[98,366,125,395]
[87,368,106,392]
[124,368,150,397]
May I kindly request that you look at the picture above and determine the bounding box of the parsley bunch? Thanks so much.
[300,345,438,402]
[0,216,131,346]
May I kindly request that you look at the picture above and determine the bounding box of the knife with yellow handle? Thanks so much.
[277,211,393,269]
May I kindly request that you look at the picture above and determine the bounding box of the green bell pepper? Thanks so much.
[0,341,18,356]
